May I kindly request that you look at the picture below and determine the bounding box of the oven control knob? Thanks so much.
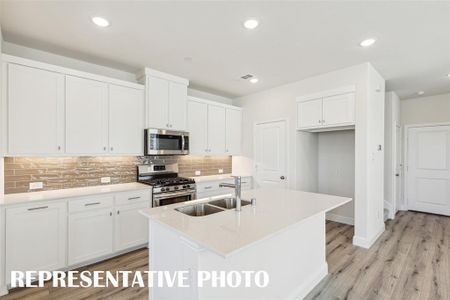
[161,188,166,192]
[174,186,179,190]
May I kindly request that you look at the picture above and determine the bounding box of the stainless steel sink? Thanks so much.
[175,203,224,217]
[208,198,251,209]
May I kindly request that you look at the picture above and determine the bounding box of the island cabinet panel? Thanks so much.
[187,100,208,154]
[225,108,242,155]
[68,196,114,265]
[108,84,145,155]
[6,63,65,155]
[5,202,67,284]
[65,75,108,154]
[114,201,150,251]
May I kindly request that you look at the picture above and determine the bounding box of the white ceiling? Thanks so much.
[1,1,450,99]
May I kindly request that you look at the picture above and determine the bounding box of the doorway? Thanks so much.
[254,120,288,188]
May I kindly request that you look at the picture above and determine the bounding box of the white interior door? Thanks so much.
[254,120,288,188]
[407,125,450,216]
[395,124,402,211]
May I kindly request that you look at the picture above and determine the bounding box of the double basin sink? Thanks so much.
[175,197,251,217]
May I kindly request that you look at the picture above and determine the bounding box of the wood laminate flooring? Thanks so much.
[1,211,449,300]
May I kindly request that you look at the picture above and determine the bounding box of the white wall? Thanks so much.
[384,91,400,218]
[234,63,386,248]
[401,93,450,125]
[0,24,4,197]
[318,130,355,225]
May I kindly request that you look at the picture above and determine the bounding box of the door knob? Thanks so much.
[280,176,286,180]
[395,174,400,177]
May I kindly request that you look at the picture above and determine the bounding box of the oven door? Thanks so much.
[145,128,189,155]
[153,190,196,207]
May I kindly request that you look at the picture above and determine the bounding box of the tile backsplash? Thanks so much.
[4,155,232,194]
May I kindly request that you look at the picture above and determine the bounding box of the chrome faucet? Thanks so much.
[219,176,242,211]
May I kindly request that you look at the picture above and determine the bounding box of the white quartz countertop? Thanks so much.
[189,174,252,182]
[140,188,351,257]
[0,182,151,206]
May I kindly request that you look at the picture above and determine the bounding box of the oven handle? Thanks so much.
[153,190,196,200]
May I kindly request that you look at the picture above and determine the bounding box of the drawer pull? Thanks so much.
[85,202,101,206]
[28,206,48,211]
[128,196,141,200]
[204,186,212,190]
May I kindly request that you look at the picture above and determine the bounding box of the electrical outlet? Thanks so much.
[195,170,201,176]
[101,177,111,184]
[29,182,43,190]
[218,169,224,174]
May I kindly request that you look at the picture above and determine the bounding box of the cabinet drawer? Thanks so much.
[69,195,114,214]
[196,182,221,193]
[115,190,151,206]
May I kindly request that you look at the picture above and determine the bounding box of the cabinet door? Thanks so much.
[65,76,108,154]
[207,105,226,154]
[147,76,169,129]
[68,208,113,265]
[7,64,64,154]
[109,84,145,155]
[322,93,355,126]
[225,108,242,155]
[6,202,67,284]
[114,201,150,252]
[187,100,208,154]
[297,98,322,129]
[168,82,187,131]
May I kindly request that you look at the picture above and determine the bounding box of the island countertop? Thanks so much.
[140,188,351,257]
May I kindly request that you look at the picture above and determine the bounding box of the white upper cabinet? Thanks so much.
[141,68,189,131]
[146,76,169,129]
[2,55,145,156]
[6,63,65,155]
[297,98,322,129]
[225,108,242,155]
[207,105,226,154]
[296,86,356,132]
[65,76,108,154]
[322,93,355,126]
[187,97,242,155]
[187,100,208,154]
[109,84,145,155]
[168,82,188,131]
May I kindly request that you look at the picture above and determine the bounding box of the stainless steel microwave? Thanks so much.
[144,128,189,155]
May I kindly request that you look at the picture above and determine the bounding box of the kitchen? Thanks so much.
[1,2,450,300]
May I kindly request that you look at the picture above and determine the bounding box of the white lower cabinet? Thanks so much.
[68,205,114,266]
[114,201,150,251]
[5,202,67,284]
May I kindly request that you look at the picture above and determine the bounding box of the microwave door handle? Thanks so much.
[181,135,185,151]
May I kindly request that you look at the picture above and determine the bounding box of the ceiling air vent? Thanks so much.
[241,74,253,80]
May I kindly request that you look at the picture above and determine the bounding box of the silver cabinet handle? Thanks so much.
[117,210,120,215]
[57,146,61,151]
[28,206,48,211]
[204,186,212,189]
[110,212,112,216]
[103,146,107,151]
[128,196,141,201]
[85,202,100,206]
[110,147,114,151]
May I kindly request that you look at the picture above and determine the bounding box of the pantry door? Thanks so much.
[406,125,450,216]
[254,120,288,188]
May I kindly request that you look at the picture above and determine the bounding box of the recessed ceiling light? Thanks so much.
[417,91,425,96]
[92,16,110,27]
[360,38,376,47]
[249,78,259,84]
[244,19,259,29]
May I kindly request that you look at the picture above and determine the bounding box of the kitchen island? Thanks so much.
[140,188,351,299]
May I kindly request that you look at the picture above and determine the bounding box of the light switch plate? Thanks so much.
[218,169,224,174]
[195,170,201,176]
[29,182,43,190]
[101,177,111,184]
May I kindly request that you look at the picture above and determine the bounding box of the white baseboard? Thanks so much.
[0,286,8,297]
[353,224,385,249]
[289,263,328,300]
[326,213,354,225]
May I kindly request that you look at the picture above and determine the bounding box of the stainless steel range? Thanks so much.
[137,163,196,207]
